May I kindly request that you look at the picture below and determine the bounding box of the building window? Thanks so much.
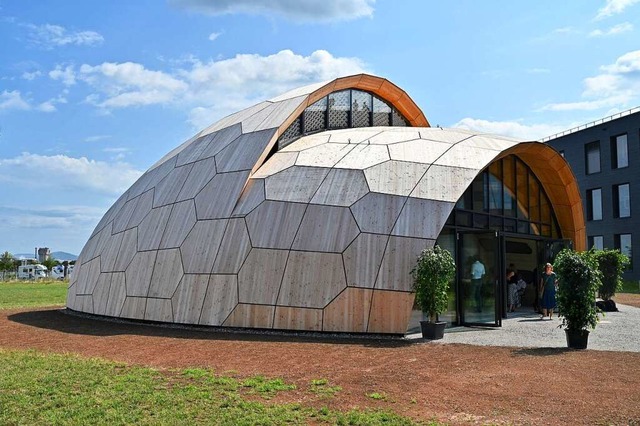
[611,133,628,169]
[586,188,602,221]
[588,235,604,250]
[615,233,633,270]
[277,89,409,150]
[585,141,601,174]
[453,155,561,237]
[613,183,631,218]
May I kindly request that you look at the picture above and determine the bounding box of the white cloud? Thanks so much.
[595,0,640,20]
[541,49,640,112]
[453,118,574,140]
[589,22,633,37]
[170,0,374,22]
[21,70,42,80]
[62,49,367,127]
[78,62,189,108]
[26,23,104,48]
[36,94,67,113]
[84,135,111,142]
[1,205,106,231]
[0,90,30,111]
[208,31,222,41]
[0,153,143,195]
[49,64,76,86]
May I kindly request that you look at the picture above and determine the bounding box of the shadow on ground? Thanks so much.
[7,308,415,348]
[511,347,574,357]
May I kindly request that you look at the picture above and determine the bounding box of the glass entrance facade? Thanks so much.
[446,155,561,238]
[408,155,566,332]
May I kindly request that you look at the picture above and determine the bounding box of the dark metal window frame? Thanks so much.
[586,187,603,221]
[276,89,409,150]
[584,140,601,175]
[451,155,561,238]
[613,182,631,218]
[610,133,629,169]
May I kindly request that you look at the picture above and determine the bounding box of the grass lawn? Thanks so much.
[0,349,419,426]
[621,279,640,294]
[0,280,67,310]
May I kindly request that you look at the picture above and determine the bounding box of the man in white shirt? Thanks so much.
[471,257,485,313]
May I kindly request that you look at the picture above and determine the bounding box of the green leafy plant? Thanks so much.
[367,392,387,400]
[593,249,629,300]
[411,245,456,323]
[241,376,296,398]
[553,249,603,331]
[309,378,342,397]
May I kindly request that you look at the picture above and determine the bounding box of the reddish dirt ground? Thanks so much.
[1,306,639,425]
[614,293,640,308]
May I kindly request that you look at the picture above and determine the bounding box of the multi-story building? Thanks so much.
[544,108,640,280]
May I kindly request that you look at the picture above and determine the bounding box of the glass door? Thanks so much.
[543,239,573,265]
[457,230,501,326]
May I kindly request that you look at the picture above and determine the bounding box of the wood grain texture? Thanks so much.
[137,205,173,251]
[246,201,306,249]
[180,219,228,274]
[100,231,124,272]
[364,160,429,196]
[333,144,390,170]
[223,303,274,329]
[274,306,323,331]
[175,156,217,202]
[171,274,210,324]
[322,287,373,332]
[104,272,127,317]
[310,168,369,207]
[126,189,154,230]
[343,233,389,288]
[120,297,147,320]
[265,166,330,203]
[153,164,194,208]
[350,192,406,234]
[159,200,197,249]
[278,251,346,309]
[194,171,251,220]
[144,298,174,322]
[231,178,265,217]
[237,248,289,305]
[367,290,415,334]
[391,198,454,239]
[375,236,433,292]
[292,205,360,253]
[113,227,138,272]
[125,251,157,297]
[148,248,183,299]
[199,274,238,326]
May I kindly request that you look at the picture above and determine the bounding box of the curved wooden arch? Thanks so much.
[252,74,429,174]
[500,142,586,251]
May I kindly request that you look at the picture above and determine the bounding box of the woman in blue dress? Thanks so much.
[539,263,557,320]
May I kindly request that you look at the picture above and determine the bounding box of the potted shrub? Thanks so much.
[553,249,603,349]
[411,245,456,340]
[594,249,629,311]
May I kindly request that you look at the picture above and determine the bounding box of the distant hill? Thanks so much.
[13,251,78,261]
[51,252,78,261]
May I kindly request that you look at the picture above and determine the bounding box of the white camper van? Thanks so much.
[17,263,47,280]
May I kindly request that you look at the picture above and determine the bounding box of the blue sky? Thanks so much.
[1,0,639,256]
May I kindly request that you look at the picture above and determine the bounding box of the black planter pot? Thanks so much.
[565,329,589,349]
[420,321,446,340]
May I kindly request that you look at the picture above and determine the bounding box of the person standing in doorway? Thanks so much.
[539,263,557,320]
[471,257,485,312]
